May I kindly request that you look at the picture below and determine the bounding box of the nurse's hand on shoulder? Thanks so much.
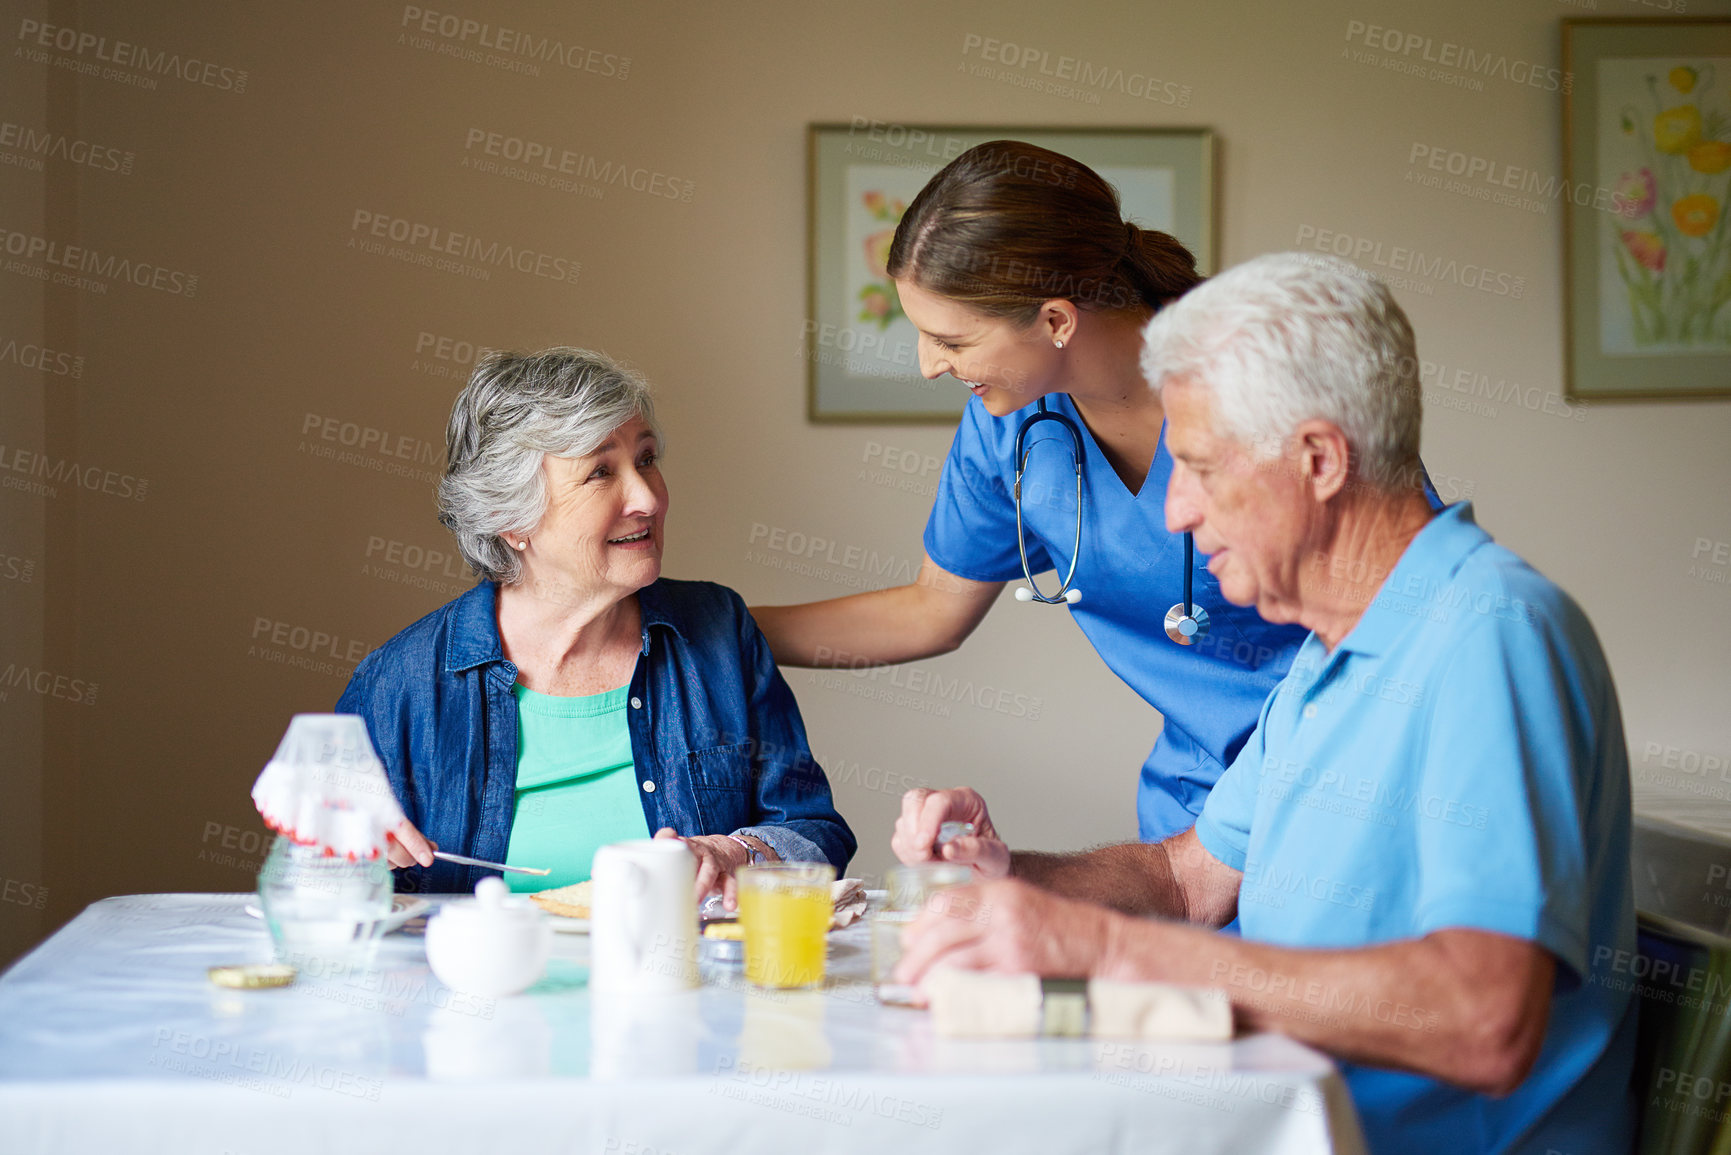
[892,787,1010,880]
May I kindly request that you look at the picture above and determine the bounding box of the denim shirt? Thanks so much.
[335,578,857,894]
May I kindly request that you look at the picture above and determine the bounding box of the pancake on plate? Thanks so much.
[529,880,591,919]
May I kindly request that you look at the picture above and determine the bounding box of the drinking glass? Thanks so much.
[737,863,835,989]
[256,835,393,970]
[872,862,973,1003]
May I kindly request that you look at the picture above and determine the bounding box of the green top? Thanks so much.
[504,682,651,893]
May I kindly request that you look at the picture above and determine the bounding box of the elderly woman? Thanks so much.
[337,347,855,900]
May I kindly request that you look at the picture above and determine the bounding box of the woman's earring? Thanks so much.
[1054,339,1066,350]
[515,540,528,551]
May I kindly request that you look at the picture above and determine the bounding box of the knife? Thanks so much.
[432,850,551,876]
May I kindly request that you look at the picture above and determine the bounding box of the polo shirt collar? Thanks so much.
[1334,501,1490,658]
[443,578,686,673]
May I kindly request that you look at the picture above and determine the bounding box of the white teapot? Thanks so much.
[425,876,552,997]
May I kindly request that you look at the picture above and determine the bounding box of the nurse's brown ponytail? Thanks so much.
[886,140,1203,325]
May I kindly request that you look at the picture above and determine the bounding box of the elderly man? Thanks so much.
[893,253,1636,1153]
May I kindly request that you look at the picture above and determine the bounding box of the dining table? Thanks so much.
[0,892,1368,1154]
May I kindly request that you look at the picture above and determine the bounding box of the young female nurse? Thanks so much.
[751,141,1346,844]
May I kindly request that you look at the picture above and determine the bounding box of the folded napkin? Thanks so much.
[922,969,1235,1040]
[830,877,868,928]
[250,714,405,861]
[1088,978,1233,1041]
[924,968,1043,1038]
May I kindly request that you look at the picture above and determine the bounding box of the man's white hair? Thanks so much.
[1140,252,1422,490]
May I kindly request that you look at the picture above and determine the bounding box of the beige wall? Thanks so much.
[4,0,1729,966]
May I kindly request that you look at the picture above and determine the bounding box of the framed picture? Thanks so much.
[1564,19,1731,400]
[805,125,1216,422]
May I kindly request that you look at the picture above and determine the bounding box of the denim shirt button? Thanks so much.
[630,696,642,709]
[641,779,656,793]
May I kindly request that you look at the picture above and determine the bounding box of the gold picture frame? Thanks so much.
[804,123,1217,423]
[1563,18,1731,400]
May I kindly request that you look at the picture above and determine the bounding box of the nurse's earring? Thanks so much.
[513,539,528,551]
[1054,339,1065,349]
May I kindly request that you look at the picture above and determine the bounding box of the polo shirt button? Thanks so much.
[629,696,642,709]
[1302,704,1318,719]
[642,780,656,793]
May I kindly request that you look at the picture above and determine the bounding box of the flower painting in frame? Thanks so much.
[1565,19,1731,399]
[805,125,1215,421]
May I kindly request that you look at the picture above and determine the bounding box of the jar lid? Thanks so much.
[208,963,297,989]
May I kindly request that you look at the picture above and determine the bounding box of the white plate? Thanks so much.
[244,895,432,936]
[544,914,590,934]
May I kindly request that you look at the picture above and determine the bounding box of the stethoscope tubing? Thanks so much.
[1012,399,1085,605]
[1012,396,1207,642]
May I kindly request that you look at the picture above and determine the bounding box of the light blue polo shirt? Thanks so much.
[1195,503,1636,1153]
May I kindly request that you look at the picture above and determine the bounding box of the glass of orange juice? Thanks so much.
[738,863,835,989]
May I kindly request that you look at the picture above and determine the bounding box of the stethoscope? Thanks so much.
[1010,397,1210,646]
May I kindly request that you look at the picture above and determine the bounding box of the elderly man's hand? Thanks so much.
[892,878,1117,986]
[891,787,1011,879]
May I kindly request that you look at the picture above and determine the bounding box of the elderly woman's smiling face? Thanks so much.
[521,415,666,599]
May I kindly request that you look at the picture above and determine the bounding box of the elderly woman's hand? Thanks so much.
[654,828,772,910]
[385,819,437,869]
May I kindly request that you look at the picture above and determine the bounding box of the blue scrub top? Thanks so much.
[924,393,1311,842]
[1195,503,1636,1151]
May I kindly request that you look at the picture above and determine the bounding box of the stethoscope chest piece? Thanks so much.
[1164,528,1210,645]
[1164,601,1210,645]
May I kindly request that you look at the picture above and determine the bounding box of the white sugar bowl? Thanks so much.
[425,876,552,997]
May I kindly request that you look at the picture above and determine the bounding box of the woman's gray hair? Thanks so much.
[1140,252,1423,491]
[438,347,659,584]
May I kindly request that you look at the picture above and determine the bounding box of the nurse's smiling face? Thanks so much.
[895,279,1062,418]
[1161,378,1315,627]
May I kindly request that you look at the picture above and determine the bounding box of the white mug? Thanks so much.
[590,839,698,994]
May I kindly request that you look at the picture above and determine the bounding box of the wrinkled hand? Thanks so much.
[892,878,1115,989]
[385,819,437,869]
[891,787,1010,879]
[654,828,752,910]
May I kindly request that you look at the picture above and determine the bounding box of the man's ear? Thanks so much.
[1291,419,1352,502]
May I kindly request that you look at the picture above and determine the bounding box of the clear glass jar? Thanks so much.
[872,862,973,1004]
[256,835,393,970]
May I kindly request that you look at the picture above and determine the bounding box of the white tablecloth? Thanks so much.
[0,894,1366,1155]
